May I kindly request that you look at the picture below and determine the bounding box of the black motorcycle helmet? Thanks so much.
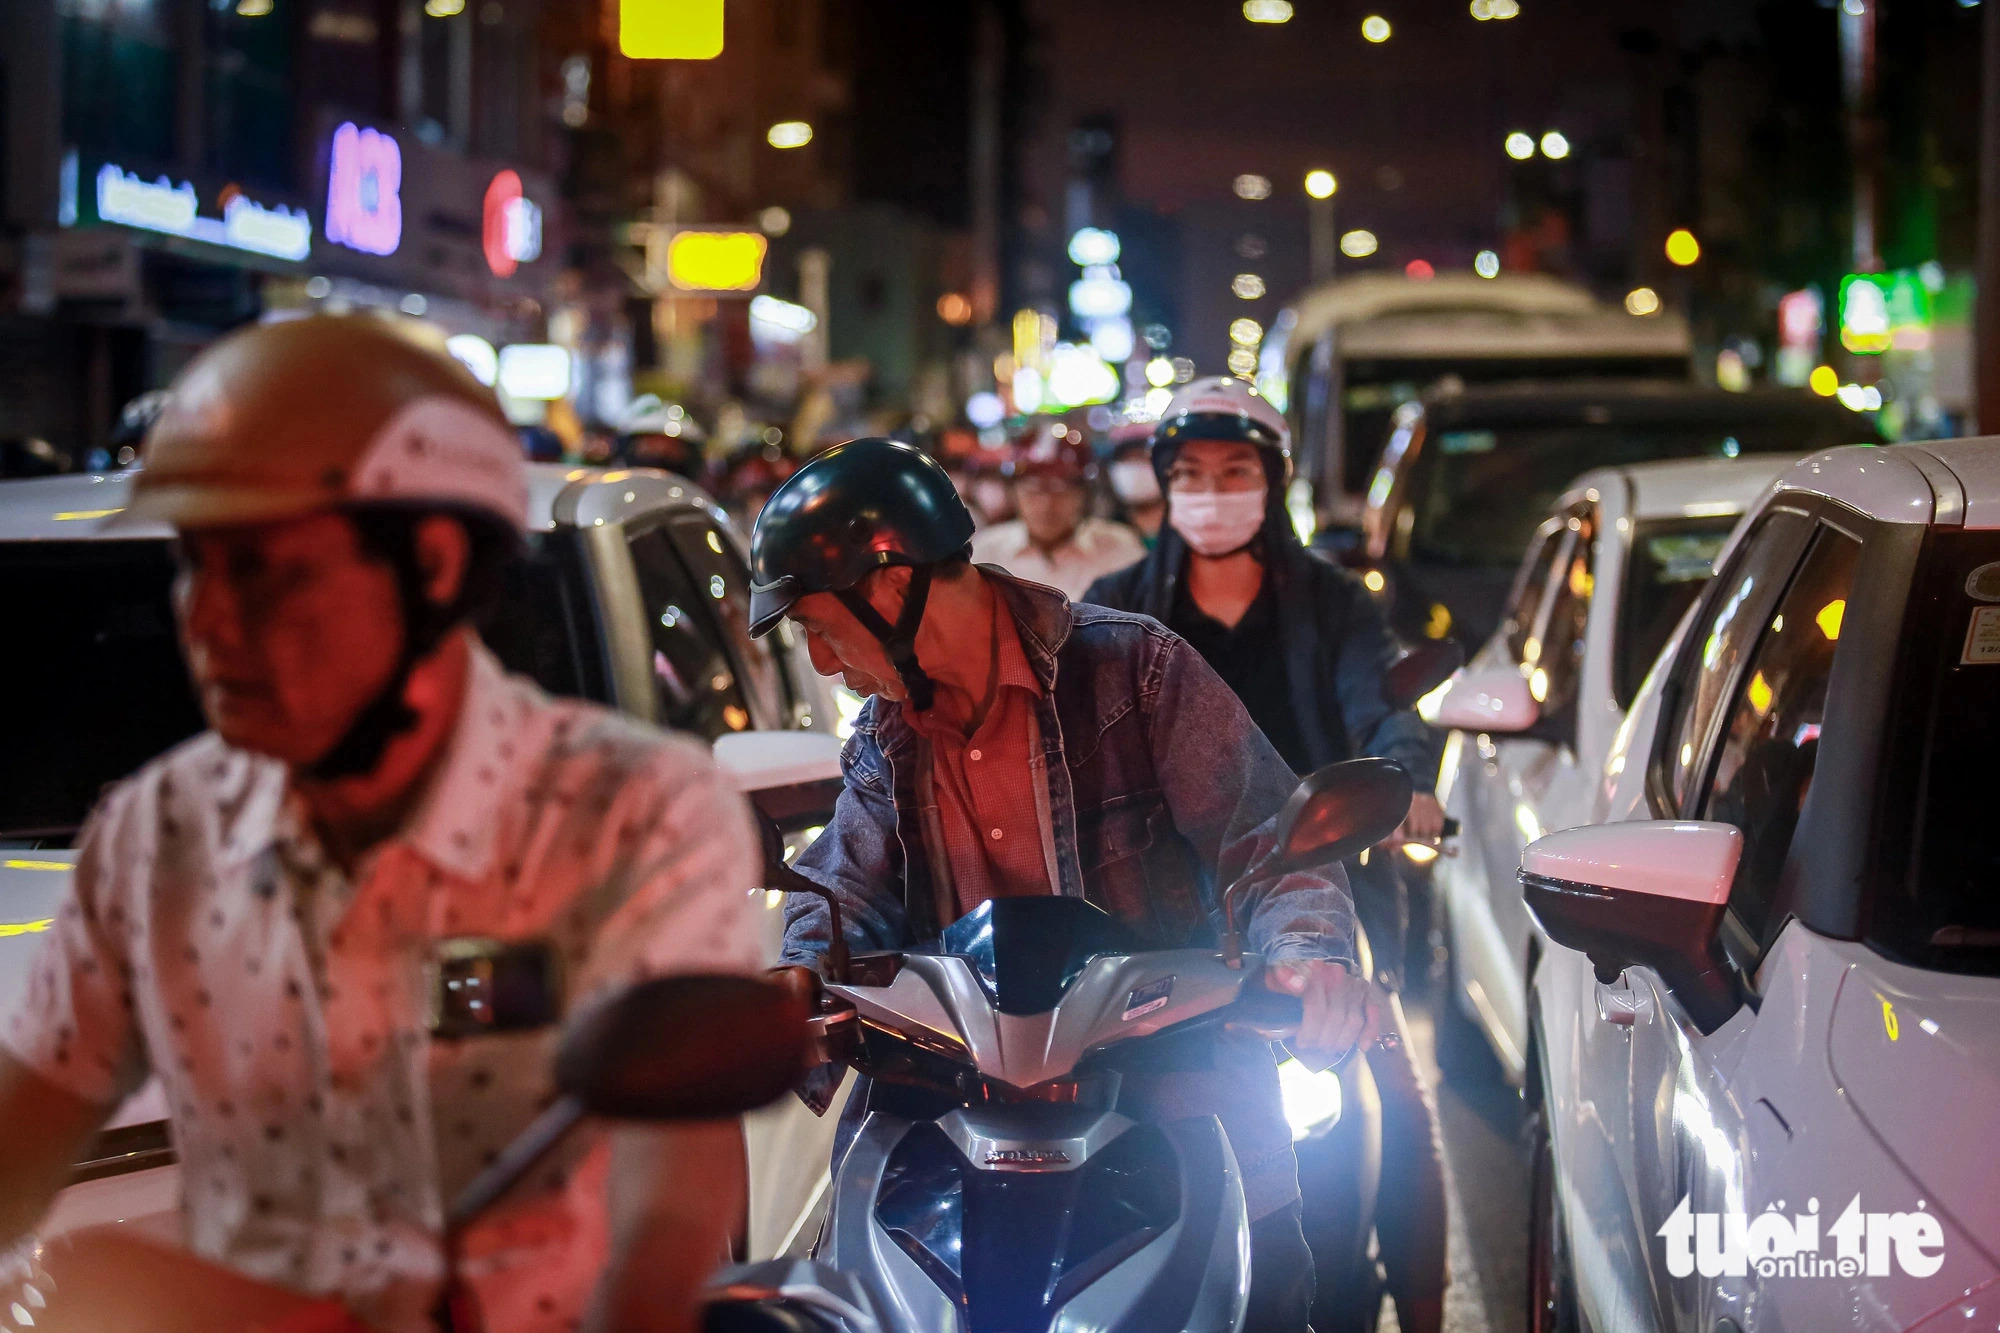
[748,437,975,710]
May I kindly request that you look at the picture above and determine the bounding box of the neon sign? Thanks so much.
[87,163,311,261]
[325,122,403,257]
[482,170,543,277]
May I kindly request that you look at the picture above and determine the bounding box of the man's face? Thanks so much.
[1016,475,1086,548]
[173,512,405,765]
[788,574,910,702]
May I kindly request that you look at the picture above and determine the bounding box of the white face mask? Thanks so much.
[1109,459,1162,505]
[1170,489,1266,556]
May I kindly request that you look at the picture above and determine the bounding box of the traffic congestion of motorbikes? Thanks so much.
[1,270,1995,1333]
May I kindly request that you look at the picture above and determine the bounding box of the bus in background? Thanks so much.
[1257,273,1693,546]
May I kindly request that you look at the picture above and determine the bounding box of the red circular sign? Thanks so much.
[483,170,524,277]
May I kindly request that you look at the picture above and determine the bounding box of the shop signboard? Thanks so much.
[58,150,312,264]
[312,114,557,303]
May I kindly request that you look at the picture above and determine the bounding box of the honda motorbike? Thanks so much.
[706,755,1415,1333]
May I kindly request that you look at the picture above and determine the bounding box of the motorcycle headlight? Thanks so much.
[1276,1056,1343,1140]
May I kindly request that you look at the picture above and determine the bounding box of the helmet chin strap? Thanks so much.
[304,578,460,783]
[836,564,938,712]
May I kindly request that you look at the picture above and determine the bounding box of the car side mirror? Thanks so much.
[1520,821,1742,1032]
[1222,758,1413,965]
[556,974,813,1119]
[1385,639,1464,711]
[1419,664,1540,734]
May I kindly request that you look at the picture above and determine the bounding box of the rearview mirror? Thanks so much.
[1419,664,1540,734]
[1271,757,1415,871]
[1220,759,1413,966]
[555,974,813,1120]
[1385,639,1464,711]
[1520,821,1742,1032]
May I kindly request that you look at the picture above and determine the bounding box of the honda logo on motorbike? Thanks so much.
[985,1149,1071,1168]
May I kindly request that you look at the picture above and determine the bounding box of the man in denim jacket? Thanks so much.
[747,438,1378,1333]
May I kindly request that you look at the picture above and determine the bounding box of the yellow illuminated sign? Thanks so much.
[665,231,767,292]
[619,0,724,60]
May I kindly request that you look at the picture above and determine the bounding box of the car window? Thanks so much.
[1702,526,1861,950]
[625,521,757,739]
[1660,510,1813,811]
[477,531,604,704]
[1530,504,1597,722]
[0,540,205,842]
[661,514,791,731]
[1867,530,2000,976]
[1503,520,1566,666]
[1403,416,1867,570]
[1614,516,1740,710]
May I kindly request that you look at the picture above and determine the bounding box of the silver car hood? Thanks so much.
[827,947,1249,1091]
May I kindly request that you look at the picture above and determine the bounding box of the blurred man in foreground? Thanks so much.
[0,318,761,1333]
[969,420,1144,600]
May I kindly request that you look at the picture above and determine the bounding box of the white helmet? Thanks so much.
[1150,376,1290,467]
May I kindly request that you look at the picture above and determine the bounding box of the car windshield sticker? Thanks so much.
[1963,605,2000,665]
[1122,976,1175,1021]
[1966,563,2000,604]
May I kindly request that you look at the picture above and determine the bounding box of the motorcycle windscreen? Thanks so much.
[931,898,1142,1016]
[876,1120,1186,1332]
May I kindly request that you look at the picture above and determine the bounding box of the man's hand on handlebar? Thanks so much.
[1265,959,1383,1072]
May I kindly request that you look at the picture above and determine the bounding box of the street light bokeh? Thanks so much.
[1625,286,1663,316]
[766,121,814,149]
[1361,15,1392,42]
[1235,173,1273,200]
[1540,131,1571,160]
[1304,169,1337,199]
[1474,250,1500,278]
[1243,0,1294,22]
[1505,132,1536,161]
[1665,228,1702,266]
[1340,229,1379,258]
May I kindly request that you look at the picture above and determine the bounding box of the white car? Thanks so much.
[0,466,846,1260]
[1424,454,1797,1083]
[1513,438,2000,1331]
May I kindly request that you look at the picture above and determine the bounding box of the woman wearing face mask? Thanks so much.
[1085,376,1449,1333]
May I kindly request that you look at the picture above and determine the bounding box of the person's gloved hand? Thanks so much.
[1265,959,1383,1072]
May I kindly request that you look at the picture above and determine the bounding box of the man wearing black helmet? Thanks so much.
[748,436,1379,1332]
[1086,377,1447,1333]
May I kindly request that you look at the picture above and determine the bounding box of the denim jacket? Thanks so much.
[781,571,1358,1218]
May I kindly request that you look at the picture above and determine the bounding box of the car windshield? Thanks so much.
[1614,516,1740,708]
[0,535,594,845]
[1407,417,1862,568]
[1867,530,2000,977]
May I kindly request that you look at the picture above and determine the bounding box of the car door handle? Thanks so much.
[1595,977,1654,1026]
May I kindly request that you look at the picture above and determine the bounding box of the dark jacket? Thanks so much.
[1085,522,1438,790]
[783,572,1357,1218]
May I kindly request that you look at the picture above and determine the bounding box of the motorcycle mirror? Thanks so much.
[1270,758,1415,870]
[1384,639,1463,711]
[757,815,851,985]
[555,974,813,1121]
[1219,759,1414,966]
